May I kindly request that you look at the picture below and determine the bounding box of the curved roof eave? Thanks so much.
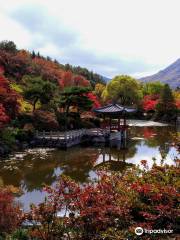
[93,103,136,114]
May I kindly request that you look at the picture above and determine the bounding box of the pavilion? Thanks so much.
[94,103,136,132]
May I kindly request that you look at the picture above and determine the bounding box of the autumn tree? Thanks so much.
[0,187,22,236]
[0,74,19,126]
[173,89,180,110]
[59,71,90,88]
[64,64,105,87]
[86,92,101,109]
[0,49,31,81]
[0,104,9,128]
[143,95,158,112]
[94,83,105,99]
[103,75,142,105]
[31,57,62,83]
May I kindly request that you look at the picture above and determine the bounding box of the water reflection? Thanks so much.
[0,126,179,210]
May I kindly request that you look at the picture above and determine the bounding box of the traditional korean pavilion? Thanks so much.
[94,103,136,132]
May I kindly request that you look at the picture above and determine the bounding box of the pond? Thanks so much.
[0,123,179,210]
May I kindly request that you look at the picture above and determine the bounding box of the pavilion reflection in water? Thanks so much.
[94,146,135,172]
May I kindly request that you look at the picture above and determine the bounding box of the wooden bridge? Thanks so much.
[34,128,111,148]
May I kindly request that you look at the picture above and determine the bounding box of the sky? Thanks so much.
[0,0,180,78]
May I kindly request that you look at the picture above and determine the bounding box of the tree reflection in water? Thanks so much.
[0,126,178,209]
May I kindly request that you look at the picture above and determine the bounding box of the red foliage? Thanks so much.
[175,99,180,109]
[73,75,89,87]
[0,74,20,127]
[27,175,131,239]
[0,65,4,74]
[86,92,101,108]
[143,127,155,139]
[0,50,31,81]
[143,95,159,111]
[31,57,63,83]
[33,110,59,131]
[0,188,22,233]
[0,49,91,91]
[0,104,9,128]
[59,71,90,88]
[60,70,73,87]
[25,160,179,239]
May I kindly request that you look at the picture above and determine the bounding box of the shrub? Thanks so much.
[25,160,179,239]
[11,228,29,240]
[33,110,59,131]
[0,187,22,235]
[0,128,17,147]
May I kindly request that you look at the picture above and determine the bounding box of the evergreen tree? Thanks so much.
[0,40,17,53]
[59,86,92,115]
[31,50,36,59]
[156,84,177,116]
[23,76,56,111]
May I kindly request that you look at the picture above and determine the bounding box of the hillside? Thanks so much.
[0,41,105,88]
[140,59,180,88]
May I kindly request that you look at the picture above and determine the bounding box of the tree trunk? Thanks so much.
[33,98,39,112]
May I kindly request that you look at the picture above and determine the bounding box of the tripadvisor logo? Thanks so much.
[135,227,143,235]
[135,227,173,235]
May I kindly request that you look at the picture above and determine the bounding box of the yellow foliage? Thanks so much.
[101,88,109,102]
[94,83,106,98]
[10,83,23,93]
[18,99,33,113]
[0,177,4,187]
[173,90,180,101]
[7,185,22,195]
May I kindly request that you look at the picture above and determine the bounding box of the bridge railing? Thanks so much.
[35,129,87,141]
[35,128,110,140]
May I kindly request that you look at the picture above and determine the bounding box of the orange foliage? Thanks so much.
[59,71,90,88]
[31,57,63,83]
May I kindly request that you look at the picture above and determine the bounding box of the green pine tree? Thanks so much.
[156,84,177,117]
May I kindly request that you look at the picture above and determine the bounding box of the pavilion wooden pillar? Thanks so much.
[123,151,126,161]
[123,115,126,127]
[103,149,105,163]
[117,151,120,161]
[118,117,120,132]
[109,149,111,161]
[109,117,112,132]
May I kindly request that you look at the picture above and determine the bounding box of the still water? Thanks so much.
[0,124,179,210]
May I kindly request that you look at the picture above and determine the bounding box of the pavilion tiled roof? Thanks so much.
[94,104,136,114]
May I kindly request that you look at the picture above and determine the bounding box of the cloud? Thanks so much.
[3,1,154,77]
[60,47,157,77]
[1,0,180,77]
[9,3,78,50]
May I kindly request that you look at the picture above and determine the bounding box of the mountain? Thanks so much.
[140,59,180,88]
[102,76,111,82]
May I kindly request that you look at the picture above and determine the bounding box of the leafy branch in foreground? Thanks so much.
[24,159,179,240]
